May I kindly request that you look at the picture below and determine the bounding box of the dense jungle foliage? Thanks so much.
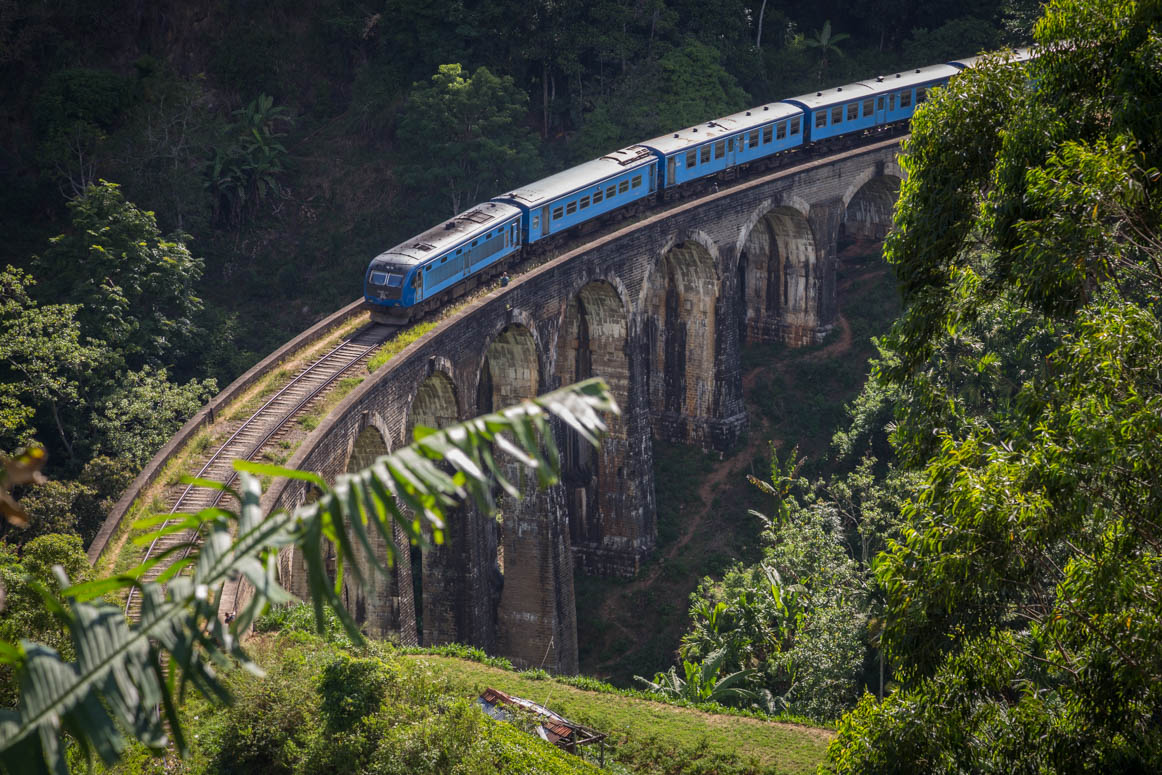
[13,0,1162,772]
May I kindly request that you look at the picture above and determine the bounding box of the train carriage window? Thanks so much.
[370,271,388,285]
[916,87,927,103]
[607,185,617,198]
[552,206,563,220]
[863,98,874,115]
[631,174,642,188]
[831,106,843,123]
[580,195,590,209]
[815,111,827,128]
[593,188,603,203]
[686,150,697,167]
[900,90,912,108]
[877,96,885,110]
[532,215,540,231]
[889,94,896,110]
[776,121,786,140]
[847,103,858,120]
[714,140,724,159]
[566,200,577,215]
[763,125,773,143]
[790,117,801,134]
[749,129,760,146]
[700,145,711,164]
[618,180,629,194]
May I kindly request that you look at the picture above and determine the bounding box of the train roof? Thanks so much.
[370,201,521,266]
[638,102,802,155]
[787,63,961,110]
[497,146,655,207]
[949,46,1035,70]
[784,81,876,111]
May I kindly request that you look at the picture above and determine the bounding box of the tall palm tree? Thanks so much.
[804,20,850,84]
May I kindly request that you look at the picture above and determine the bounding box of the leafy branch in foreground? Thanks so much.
[0,378,617,775]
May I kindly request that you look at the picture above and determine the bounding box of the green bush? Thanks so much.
[318,655,390,731]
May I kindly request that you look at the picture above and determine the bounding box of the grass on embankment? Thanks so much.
[410,653,832,775]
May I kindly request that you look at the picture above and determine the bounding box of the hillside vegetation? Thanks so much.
[98,609,831,775]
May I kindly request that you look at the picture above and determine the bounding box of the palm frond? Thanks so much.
[0,379,617,774]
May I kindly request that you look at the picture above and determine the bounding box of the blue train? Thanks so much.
[364,51,1030,325]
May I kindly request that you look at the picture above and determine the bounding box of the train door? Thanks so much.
[726,136,737,168]
[649,164,657,192]
[667,156,676,189]
[540,205,550,238]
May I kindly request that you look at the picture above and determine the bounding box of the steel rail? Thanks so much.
[124,327,388,616]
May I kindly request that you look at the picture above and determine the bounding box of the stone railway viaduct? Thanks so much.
[263,138,904,674]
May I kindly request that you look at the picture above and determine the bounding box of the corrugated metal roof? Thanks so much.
[369,201,521,266]
[639,102,801,155]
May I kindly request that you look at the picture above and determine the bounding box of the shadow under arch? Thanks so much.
[643,240,720,437]
[554,280,636,571]
[737,205,818,345]
[341,422,418,644]
[841,173,902,244]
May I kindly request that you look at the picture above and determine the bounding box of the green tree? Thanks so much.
[570,39,749,161]
[0,533,92,706]
[0,378,615,773]
[396,63,542,217]
[33,68,133,196]
[678,448,870,721]
[91,366,216,469]
[827,1,1162,770]
[34,181,204,370]
[206,94,294,227]
[803,20,849,84]
[0,266,108,462]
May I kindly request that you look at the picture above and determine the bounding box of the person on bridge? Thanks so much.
[500,271,511,287]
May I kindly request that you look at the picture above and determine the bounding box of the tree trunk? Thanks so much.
[756,0,768,50]
[542,61,549,139]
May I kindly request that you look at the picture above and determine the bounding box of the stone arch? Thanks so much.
[475,322,576,670]
[403,371,463,647]
[736,204,817,344]
[406,370,459,441]
[841,168,903,243]
[476,323,540,413]
[341,422,416,643]
[643,239,720,430]
[554,280,632,563]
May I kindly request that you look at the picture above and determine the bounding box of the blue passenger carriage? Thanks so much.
[786,64,961,143]
[364,201,522,323]
[494,146,657,245]
[640,102,804,192]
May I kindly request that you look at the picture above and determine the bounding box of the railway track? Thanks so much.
[124,322,394,620]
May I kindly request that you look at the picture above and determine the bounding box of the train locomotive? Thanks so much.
[364,50,1030,325]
